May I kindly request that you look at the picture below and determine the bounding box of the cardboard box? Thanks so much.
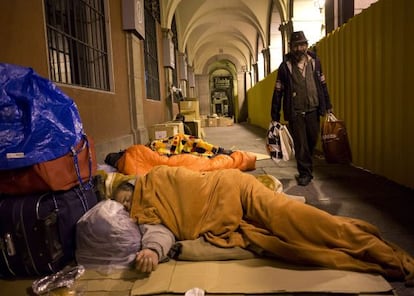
[201,118,208,128]
[207,117,218,127]
[149,121,183,141]
[218,116,234,127]
[129,259,392,295]
[179,100,200,120]
[0,259,394,295]
[184,120,202,138]
[180,110,197,121]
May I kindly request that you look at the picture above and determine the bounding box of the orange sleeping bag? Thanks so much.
[116,144,256,176]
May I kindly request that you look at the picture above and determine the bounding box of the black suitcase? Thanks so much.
[0,184,98,277]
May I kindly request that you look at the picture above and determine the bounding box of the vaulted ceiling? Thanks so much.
[160,0,292,75]
[159,0,378,77]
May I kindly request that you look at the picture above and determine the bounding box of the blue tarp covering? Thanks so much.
[0,63,84,170]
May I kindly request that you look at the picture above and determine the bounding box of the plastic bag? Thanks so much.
[279,124,295,161]
[266,121,283,162]
[266,121,295,163]
[0,63,84,169]
[32,265,85,295]
[75,200,142,274]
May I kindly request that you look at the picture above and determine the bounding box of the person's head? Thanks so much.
[112,181,134,212]
[175,113,186,122]
[289,31,308,62]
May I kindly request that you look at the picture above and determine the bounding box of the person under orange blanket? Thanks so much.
[129,166,414,286]
[149,133,233,157]
[105,143,256,176]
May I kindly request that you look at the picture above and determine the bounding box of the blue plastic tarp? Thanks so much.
[0,63,84,170]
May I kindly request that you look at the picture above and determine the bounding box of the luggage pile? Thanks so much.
[0,63,98,277]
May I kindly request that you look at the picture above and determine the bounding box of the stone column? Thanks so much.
[262,47,271,76]
[125,33,148,144]
[279,20,293,55]
[162,28,175,120]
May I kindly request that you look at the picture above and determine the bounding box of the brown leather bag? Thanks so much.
[0,136,97,195]
[321,113,352,164]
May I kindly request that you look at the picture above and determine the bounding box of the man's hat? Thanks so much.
[290,31,308,44]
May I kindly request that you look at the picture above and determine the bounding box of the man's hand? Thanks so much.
[135,248,159,273]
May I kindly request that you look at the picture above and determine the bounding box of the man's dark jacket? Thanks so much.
[271,51,332,122]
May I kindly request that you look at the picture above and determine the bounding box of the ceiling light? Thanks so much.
[314,0,325,13]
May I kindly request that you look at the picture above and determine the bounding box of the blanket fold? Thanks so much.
[130,165,414,282]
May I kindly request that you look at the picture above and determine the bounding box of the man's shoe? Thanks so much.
[297,175,313,186]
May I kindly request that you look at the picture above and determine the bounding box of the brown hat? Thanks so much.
[290,31,308,44]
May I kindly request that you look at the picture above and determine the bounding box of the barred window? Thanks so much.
[144,0,160,100]
[44,0,110,91]
[171,16,178,90]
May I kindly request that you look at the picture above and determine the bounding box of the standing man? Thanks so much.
[271,31,333,186]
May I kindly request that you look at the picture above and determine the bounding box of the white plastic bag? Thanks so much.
[266,121,282,162]
[279,124,295,161]
[266,121,295,163]
[75,200,141,273]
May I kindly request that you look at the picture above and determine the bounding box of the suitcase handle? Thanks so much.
[0,234,17,276]
[33,194,64,263]
[4,233,16,256]
[36,193,58,220]
[38,212,64,261]
[35,189,89,220]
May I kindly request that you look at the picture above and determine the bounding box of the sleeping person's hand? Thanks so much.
[135,248,159,273]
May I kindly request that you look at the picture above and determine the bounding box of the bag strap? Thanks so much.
[71,134,93,191]
[327,113,338,122]
[74,186,90,213]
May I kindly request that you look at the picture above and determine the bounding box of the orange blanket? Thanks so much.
[116,144,256,176]
[130,166,414,282]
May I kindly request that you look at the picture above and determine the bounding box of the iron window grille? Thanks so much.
[144,3,160,100]
[44,0,110,91]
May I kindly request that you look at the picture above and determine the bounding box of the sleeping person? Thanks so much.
[112,180,175,273]
[128,165,414,285]
[75,181,175,274]
[77,166,414,286]
[81,172,280,274]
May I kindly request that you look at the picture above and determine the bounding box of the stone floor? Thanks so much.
[203,122,414,296]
